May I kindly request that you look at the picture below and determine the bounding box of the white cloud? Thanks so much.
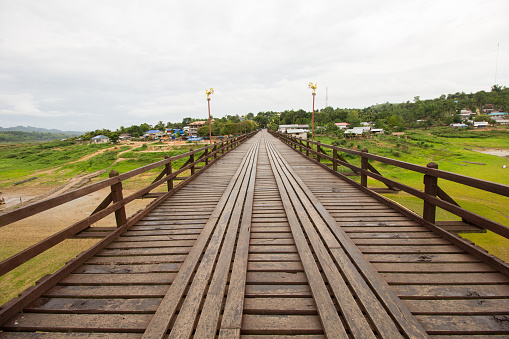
[0,0,508,130]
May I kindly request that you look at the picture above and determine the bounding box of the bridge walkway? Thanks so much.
[1,130,508,337]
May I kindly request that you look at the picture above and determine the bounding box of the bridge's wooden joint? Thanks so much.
[361,148,369,187]
[165,155,173,191]
[423,162,439,224]
[109,170,127,227]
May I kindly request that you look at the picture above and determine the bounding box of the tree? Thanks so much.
[253,115,269,128]
[154,121,165,131]
[108,132,119,143]
[492,84,503,93]
[346,110,361,127]
[139,123,151,133]
[197,125,210,137]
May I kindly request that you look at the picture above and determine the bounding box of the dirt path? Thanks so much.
[475,148,509,157]
[1,145,138,212]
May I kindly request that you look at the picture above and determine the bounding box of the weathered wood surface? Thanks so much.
[1,130,509,337]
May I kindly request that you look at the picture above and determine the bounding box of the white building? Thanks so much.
[91,135,110,143]
[286,128,308,139]
[473,121,489,128]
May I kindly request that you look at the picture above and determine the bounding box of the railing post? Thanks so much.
[333,149,338,172]
[212,142,217,160]
[361,148,369,187]
[109,170,127,227]
[317,141,322,163]
[165,155,173,191]
[190,149,195,175]
[423,162,439,224]
[306,140,310,157]
[204,148,209,166]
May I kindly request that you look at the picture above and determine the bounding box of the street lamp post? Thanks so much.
[308,82,317,141]
[206,88,214,145]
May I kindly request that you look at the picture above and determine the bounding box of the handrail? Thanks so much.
[0,131,258,278]
[270,131,509,240]
[293,135,509,197]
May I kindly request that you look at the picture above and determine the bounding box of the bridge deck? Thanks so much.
[1,130,508,338]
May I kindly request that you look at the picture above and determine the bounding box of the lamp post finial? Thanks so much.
[206,88,214,100]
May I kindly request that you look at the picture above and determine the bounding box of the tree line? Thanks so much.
[77,85,508,142]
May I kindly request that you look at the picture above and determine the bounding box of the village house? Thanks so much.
[91,135,110,143]
[278,124,309,133]
[344,127,369,137]
[143,130,165,140]
[459,110,475,119]
[335,122,350,130]
[473,121,489,128]
[488,112,508,119]
[119,133,132,141]
[186,120,215,136]
[286,128,308,139]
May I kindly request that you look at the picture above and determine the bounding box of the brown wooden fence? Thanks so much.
[271,131,509,275]
[0,131,258,280]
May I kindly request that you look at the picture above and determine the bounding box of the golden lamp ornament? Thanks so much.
[206,88,214,100]
[308,82,317,94]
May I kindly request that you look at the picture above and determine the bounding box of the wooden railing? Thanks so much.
[0,131,258,279]
[271,131,509,251]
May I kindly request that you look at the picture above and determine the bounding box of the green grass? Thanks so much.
[315,127,509,262]
[0,141,113,187]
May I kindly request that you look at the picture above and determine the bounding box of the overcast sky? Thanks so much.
[0,0,508,132]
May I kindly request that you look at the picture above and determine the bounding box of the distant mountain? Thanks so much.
[0,126,84,136]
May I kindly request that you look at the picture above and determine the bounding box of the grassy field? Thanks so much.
[0,140,206,305]
[316,126,509,261]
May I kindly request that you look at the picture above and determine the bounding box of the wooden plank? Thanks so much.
[365,253,479,263]
[248,253,301,261]
[106,240,196,249]
[219,141,259,334]
[44,285,169,298]
[193,140,259,338]
[403,299,509,315]
[97,247,192,256]
[381,272,509,285]
[352,238,450,245]
[2,313,152,332]
[26,298,162,313]
[59,273,176,285]
[372,262,497,273]
[142,139,260,339]
[246,272,308,284]
[416,315,509,334]
[86,254,187,265]
[241,315,323,335]
[393,284,509,299]
[248,261,303,272]
[266,140,374,338]
[357,245,465,254]
[266,139,426,338]
[243,297,317,315]
[73,263,180,274]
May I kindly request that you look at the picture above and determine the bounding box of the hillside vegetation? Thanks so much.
[315,126,509,261]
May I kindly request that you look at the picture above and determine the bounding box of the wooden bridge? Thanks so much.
[1,129,509,337]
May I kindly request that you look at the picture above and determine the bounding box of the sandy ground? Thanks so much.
[0,141,174,234]
[474,148,509,157]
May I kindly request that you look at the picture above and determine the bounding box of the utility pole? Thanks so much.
[308,82,317,142]
[206,88,214,145]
